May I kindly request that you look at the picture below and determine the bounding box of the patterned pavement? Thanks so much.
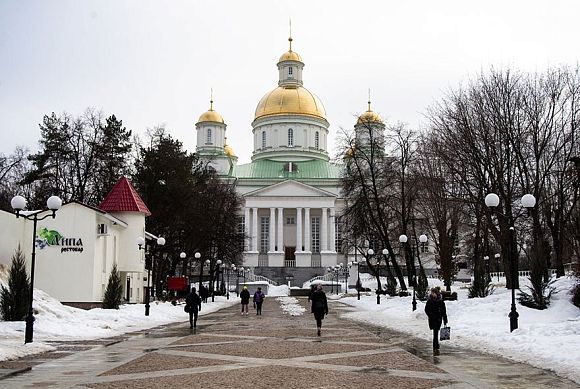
[0,297,577,388]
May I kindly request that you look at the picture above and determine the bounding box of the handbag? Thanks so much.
[184,305,190,313]
[440,326,450,341]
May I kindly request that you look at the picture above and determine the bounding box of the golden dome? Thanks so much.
[224,144,235,157]
[278,36,303,63]
[197,109,224,124]
[255,86,326,120]
[356,100,383,125]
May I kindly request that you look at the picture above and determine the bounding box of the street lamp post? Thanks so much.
[11,195,62,343]
[494,253,501,282]
[483,255,491,283]
[367,249,381,305]
[485,192,536,332]
[213,259,222,302]
[399,234,427,312]
[327,267,334,293]
[353,260,361,300]
[138,236,165,317]
[232,265,239,296]
[225,265,230,300]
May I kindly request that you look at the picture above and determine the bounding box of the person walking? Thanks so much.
[199,284,208,303]
[253,287,265,315]
[310,284,328,336]
[240,285,251,315]
[425,286,448,353]
[185,287,202,329]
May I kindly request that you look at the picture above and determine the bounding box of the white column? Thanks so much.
[244,207,251,251]
[252,207,258,251]
[329,207,336,252]
[296,207,303,252]
[277,207,284,252]
[304,207,311,252]
[269,207,276,252]
[321,207,328,251]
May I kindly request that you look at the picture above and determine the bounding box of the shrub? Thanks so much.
[518,276,556,310]
[0,246,30,321]
[103,263,123,309]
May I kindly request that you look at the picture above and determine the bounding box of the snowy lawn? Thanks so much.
[0,289,237,362]
[337,275,580,384]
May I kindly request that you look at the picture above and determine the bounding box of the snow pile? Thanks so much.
[0,288,237,362]
[277,297,306,316]
[268,284,289,296]
[340,276,580,384]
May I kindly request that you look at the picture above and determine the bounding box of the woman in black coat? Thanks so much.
[310,284,328,336]
[424,287,448,351]
[185,287,202,329]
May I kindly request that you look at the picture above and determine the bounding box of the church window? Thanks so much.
[311,217,320,253]
[261,131,267,149]
[315,131,319,149]
[288,128,294,147]
[206,128,213,145]
[260,217,269,253]
[288,67,293,75]
[335,216,343,253]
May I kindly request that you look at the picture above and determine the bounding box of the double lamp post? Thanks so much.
[137,236,165,316]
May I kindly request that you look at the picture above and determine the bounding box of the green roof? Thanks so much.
[234,159,342,180]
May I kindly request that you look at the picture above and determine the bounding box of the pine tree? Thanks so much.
[103,263,123,309]
[416,263,430,301]
[0,246,30,321]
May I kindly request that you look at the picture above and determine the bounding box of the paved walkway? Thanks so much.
[0,298,577,388]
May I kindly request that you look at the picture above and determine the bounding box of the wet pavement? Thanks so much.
[0,297,577,388]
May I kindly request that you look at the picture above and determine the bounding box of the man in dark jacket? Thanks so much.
[310,284,328,336]
[240,286,250,315]
[253,287,265,315]
[199,285,208,303]
[186,287,202,329]
[425,287,448,351]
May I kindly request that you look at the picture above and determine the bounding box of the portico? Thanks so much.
[242,180,338,270]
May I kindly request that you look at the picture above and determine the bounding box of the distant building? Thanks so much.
[0,177,155,308]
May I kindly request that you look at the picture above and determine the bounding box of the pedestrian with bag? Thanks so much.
[240,285,251,315]
[253,287,265,315]
[310,284,328,336]
[185,287,202,329]
[425,286,448,353]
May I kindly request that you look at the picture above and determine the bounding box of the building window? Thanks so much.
[286,217,295,225]
[238,216,245,250]
[420,241,429,254]
[206,128,213,145]
[335,216,343,253]
[260,216,270,253]
[261,131,266,149]
[315,131,319,149]
[311,217,320,253]
[288,128,294,147]
[288,66,293,76]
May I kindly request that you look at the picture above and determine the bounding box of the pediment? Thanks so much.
[244,180,335,198]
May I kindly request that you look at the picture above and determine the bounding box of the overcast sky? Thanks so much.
[1,0,579,164]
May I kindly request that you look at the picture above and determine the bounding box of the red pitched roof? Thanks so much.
[98,177,151,216]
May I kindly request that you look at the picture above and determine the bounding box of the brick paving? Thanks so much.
[1,296,578,388]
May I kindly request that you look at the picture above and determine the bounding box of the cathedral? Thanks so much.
[194,37,384,285]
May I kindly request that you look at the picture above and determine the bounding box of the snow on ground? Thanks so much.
[268,284,289,297]
[338,274,580,384]
[0,288,237,362]
[277,296,306,316]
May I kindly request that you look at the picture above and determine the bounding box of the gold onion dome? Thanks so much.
[357,100,383,125]
[278,37,302,63]
[197,99,224,124]
[224,144,235,157]
[255,86,326,120]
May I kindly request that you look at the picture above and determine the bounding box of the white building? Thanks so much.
[0,177,154,308]
[195,37,387,285]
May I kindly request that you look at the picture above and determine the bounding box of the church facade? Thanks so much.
[195,38,384,285]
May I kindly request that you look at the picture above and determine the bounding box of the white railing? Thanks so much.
[245,270,279,286]
[489,269,558,279]
[303,272,334,287]
[284,260,296,268]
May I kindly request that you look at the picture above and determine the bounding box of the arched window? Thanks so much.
[206,128,212,145]
[261,131,267,149]
[288,128,294,147]
[288,67,293,77]
[315,131,319,149]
